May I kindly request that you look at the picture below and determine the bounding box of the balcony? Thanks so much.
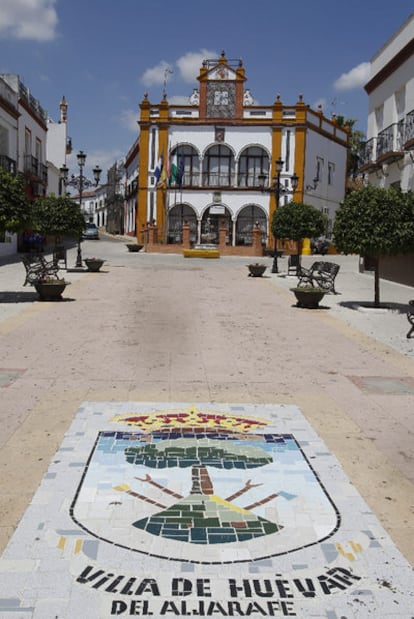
[403,109,414,150]
[0,155,17,174]
[376,121,404,164]
[357,121,406,173]
[23,155,47,184]
[357,138,377,171]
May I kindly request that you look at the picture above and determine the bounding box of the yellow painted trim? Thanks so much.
[293,98,307,202]
[57,536,66,550]
[156,99,170,241]
[137,101,150,238]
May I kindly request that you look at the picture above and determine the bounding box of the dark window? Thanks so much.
[202,144,234,187]
[238,147,269,187]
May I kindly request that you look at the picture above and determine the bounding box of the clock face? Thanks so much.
[207,82,235,117]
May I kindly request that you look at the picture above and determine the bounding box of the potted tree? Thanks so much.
[271,201,327,306]
[272,200,327,276]
[30,195,87,292]
[31,194,86,250]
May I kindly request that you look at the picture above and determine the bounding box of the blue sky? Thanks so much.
[0,0,412,178]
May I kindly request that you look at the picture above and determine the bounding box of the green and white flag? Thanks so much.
[170,152,179,184]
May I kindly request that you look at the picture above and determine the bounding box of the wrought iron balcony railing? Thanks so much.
[404,109,414,147]
[0,155,17,174]
[358,138,376,168]
[376,122,404,159]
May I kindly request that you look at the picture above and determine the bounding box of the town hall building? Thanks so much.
[134,52,349,252]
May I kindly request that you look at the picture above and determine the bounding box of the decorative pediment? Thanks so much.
[207,65,237,81]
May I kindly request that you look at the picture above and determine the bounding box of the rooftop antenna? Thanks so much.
[163,67,173,97]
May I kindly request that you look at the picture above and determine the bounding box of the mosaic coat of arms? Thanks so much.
[71,407,339,563]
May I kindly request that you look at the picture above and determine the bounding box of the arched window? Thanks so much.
[167,204,197,244]
[236,205,267,246]
[238,147,269,187]
[171,145,199,187]
[202,145,235,187]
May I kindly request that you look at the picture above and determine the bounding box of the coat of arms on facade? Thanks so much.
[71,407,339,563]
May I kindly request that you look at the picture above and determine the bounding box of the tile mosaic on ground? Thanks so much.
[0,402,413,618]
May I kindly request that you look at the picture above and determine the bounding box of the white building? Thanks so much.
[357,13,414,285]
[134,53,348,251]
[124,138,139,236]
[0,76,19,256]
[358,13,414,189]
[46,96,72,196]
[0,75,49,256]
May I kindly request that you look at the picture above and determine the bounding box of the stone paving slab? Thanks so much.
[0,401,413,618]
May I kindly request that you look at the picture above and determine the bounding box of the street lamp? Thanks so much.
[258,158,299,274]
[60,151,102,268]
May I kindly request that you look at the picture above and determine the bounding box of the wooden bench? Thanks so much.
[297,260,340,294]
[407,300,414,338]
[22,255,60,286]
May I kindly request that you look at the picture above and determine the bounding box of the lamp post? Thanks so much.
[60,151,102,268]
[258,158,299,274]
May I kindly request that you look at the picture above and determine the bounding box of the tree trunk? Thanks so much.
[191,465,214,495]
[296,239,303,276]
[373,256,380,307]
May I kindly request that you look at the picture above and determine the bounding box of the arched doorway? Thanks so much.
[201,206,232,245]
[167,204,197,244]
[236,205,267,246]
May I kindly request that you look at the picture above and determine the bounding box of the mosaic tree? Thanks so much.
[119,438,284,543]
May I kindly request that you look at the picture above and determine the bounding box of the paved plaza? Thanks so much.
[0,241,413,618]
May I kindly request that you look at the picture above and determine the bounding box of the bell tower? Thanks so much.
[198,51,246,120]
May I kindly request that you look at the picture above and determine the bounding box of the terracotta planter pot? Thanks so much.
[291,288,325,308]
[34,281,68,301]
[84,259,105,272]
[247,263,267,277]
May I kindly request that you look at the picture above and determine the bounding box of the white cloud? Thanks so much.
[334,62,370,91]
[0,0,58,42]
[120,109,139,133]
[176,49,217,83]
[141,61,173,87]
[168,95,191,105]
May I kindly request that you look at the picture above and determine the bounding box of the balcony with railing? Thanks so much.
[0,155,17,174]
[24,155,47,184]
[376,121,405,163]
[357,138,377,171]
[403,109,414,150]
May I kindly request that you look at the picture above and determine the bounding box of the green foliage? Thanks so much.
[333,186,414,256]
[31,195,86,237]
[125,438,272,470]
[334,115,365,176]
[271,201,327,241]
[0,168,31,232]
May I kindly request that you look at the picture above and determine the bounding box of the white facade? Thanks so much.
[47,97,71,196]
[0,76,19,256]
[124,138,139,235]
[359,13,414,189]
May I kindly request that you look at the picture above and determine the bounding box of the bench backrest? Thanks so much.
[312,261,340,277]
